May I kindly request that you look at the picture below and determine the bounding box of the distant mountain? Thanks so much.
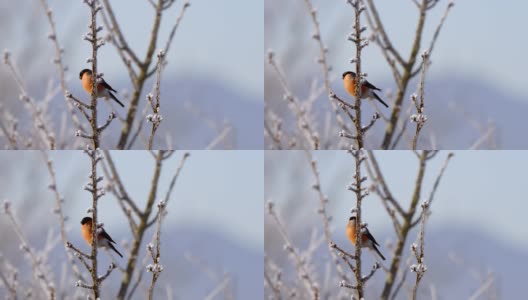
[30,75,263,149]
[38,226,263,299]
[154,76,263,149]
[417,75,527,149]
[275,74,528,149]
[266,225,527,299]
[421,227,527,299]
[155,226,263,300]
[359,75,528,149]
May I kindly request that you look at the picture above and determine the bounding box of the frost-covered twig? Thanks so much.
[305,152,350,283]
[410,200,429,300]
[266,201,320,299]
[3,51,56,149]
[3,201,56,298]
[348,148,369,298]
[41,151,86,282]
[347,0,368,149]
[101,0,191,149]
[302,0,349,135]
[363,0,455,149]
[267,51,320,149]
[38,0,85,137]
[410,51,429,150]
[146,200,166,300]
[84,0,106,149]
[146,50,165,150]
[379,151,453,299]
[113,151,189,299]
[86,147,103,297]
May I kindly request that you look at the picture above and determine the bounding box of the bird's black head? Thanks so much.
[81,216,93,225]
[349,215,357,221]
[79,69,92,80]
[342,71,356,79]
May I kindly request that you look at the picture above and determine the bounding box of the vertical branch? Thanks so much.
[84,0,102,149]
[116,151,163,299]
[349,149,366,298]
[351,0,365,149]
[380,151,428,299]
[147,201,166,299]
[115,0,163,149]
[337,0,380,148]
[378,0,427,149]
[410,201,429,299]
[108,0,190,149]
[85,148,103,298]
[380,151,453,299]
[410,152,453,298]
[65,151,117,295]
[116,151,189,299]
[367,0,454,149]
[411,51,429,150]
[147,50,165,150]
[79,0,117,148]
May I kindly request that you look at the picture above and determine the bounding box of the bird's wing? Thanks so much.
[363,228,380,246]
[100,78,117,93]
[98,228,117,244]
[364,80,381,91]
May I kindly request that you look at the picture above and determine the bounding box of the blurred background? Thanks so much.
[265,1,528,149]
[265,150,528,298]
[0,0,263,149]
[0,151,263,299]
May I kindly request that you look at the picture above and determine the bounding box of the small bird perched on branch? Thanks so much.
[79,69,124,107]
[346,215,386,260]
[342,71,389,108]
[81,216,123,258]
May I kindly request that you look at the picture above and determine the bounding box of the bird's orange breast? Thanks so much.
[346,224,357,245]
[344,75,367,97]
[81,224,93,245]
[344,75,357,97]
[82,75,93,94]
[82,75,105,95]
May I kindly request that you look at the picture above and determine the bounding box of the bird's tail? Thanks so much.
[371,244,386,261]
[108,91,125,107]
[108,243,123,258]
[372,92,389,108]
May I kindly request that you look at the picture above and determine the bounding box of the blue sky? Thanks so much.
[266,150,528,252]
[6,0,262,100]
[80,0,263,99]
[266,0,528,100]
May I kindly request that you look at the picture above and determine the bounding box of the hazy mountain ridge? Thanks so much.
[266,225,527,299]
[26,74,263,149]
[277,74,528,149]
[13,225,263,299]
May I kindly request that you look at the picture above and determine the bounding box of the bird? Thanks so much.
[80,216,123,258]
[346,215,386,260]
[342,71,389,108]
[79,69,124,107]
